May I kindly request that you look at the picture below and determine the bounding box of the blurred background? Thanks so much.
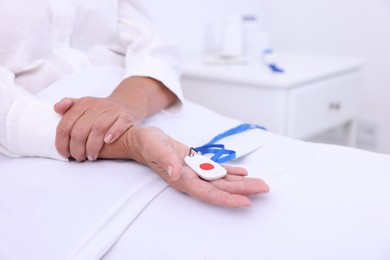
[142,0,390,155]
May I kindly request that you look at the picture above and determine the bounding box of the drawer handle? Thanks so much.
[329,102,342,111]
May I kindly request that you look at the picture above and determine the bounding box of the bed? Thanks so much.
[1,67,390,260]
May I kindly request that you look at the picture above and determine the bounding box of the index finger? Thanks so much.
[55,104,85,158]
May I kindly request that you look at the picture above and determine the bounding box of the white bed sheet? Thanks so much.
[103,103,390,260]
[1,67,390,260]
[0,67,280,260]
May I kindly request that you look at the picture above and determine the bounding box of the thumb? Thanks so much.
[165,154,183,181]
[54,98,77,115]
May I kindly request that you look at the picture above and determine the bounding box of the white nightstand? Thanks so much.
[181,52,363,146]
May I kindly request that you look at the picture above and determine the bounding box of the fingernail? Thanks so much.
[59,98,70,105]
[167,165,173,178]
[104,134,113,143]
[87,155,95,161]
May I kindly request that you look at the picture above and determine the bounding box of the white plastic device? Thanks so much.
[184,153,227,181]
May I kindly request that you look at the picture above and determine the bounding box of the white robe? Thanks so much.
[0,0,183,160]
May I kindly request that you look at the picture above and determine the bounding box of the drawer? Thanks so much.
[287,72,360,139]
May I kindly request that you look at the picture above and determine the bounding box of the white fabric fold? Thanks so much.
[0,156,168,260]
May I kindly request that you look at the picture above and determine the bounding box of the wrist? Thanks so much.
[107,78,149,123]
[122,126,146,164]
[99,126,143,161]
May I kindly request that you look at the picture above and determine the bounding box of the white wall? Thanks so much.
[142,0,390,154]
[267,0,390,154]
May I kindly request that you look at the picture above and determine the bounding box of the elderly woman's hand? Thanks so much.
[54,96,135,161]
[54,76,176,161]
[114,126,270,208]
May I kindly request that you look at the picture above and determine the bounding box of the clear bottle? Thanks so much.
[242,15,272,62]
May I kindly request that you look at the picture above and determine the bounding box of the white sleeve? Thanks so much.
[0,66,66,160]
[117,0,183,114]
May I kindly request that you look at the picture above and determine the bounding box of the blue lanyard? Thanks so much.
[194,123,266,163]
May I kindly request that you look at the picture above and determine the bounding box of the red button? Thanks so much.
[199,163,214,171]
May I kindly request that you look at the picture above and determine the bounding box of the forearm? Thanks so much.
[107,76,176,124]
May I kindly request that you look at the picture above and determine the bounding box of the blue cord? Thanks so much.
[194,123,266,163]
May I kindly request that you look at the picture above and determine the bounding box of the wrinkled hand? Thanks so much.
[129,126,270,208]
[54,97,134,161]
[54,76,176,162]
